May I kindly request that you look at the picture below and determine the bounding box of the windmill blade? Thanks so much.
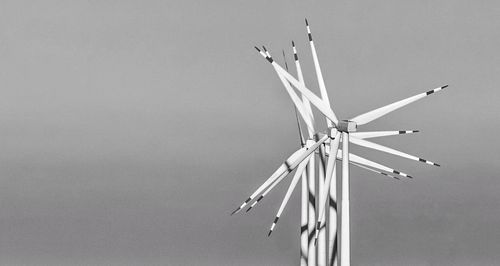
[292,41,315,136]
[261,47,315,132]
[314,131,341,243]
[350,85,448,125]
[294,107,306,147]
[255,46,339,126]
[268,154,312,236]
[336,150,413,178]
[231,147,305,215]
[350,137,440,167]
[245,135,330,212]
[350,161,400,180]
[350,130,419,139]
[305,19,333,128]
[231,134,329,215]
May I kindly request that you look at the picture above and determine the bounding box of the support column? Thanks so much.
[340,132,350,266]
[307,153,316,266]
[328,163,337,266]
[301,168,309,266]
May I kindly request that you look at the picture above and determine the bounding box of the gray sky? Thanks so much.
[0,0,499,265]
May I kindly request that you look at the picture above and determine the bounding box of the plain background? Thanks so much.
[0,1,499,265]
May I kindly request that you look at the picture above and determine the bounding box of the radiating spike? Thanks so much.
[350,85,448,125]
[305,18,333,129]
[350,130,419,139]
[350,137,440,167]
[336,150,413,178]
[350,161,400,180]
[244,136,328,212]
[292,41,315,136]
[230,146,306,215]
[268,154,312,236]
[257,47,316,132]
[255,47,339,126]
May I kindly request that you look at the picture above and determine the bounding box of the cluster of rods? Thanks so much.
[230,19,447,266]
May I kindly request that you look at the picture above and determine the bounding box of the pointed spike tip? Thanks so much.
[408,175,414,179]
[305,18,309,26]
[230,208,240,216]
[267,230,273,237]
[442,85,449,89]
[245,206,252,213]
[413,130,420,133]
[435,163,441,167]
[292,40,295,47]
[262,45,267,52]
[254,46,261,52]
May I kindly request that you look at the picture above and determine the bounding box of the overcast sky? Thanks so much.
[0,0,499,265]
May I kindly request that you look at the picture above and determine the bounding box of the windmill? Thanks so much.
[231,19,447,266]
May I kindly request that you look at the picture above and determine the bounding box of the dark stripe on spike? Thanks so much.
[245,206,253,213]
[292,40,295,47]
[419,158,426,163]
[284,160,291,170]
[407,175,413,179]
[268,230,273,237]
[329,197,337,209]
[308,33,313,41]
[305,18,309,26]
[381,172,388,176]
[301,225,308,233]
[254,46,261,52]
[316,221,321,230]
[413,130,419,133]
[393,170,400,175]
[435,163,441,167]
[308,231,315,243]
[442,85,448,89]
[308,191,315,206]
[274,217,279,223]
[262,46,267,52]
[256,195,264,202]
[426,90,435,95]
[399,130,405,134]
[266,56,273,63]
[244,198,251,203]
[294,53,298,60]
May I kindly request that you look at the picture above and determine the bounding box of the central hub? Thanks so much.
[337,120,357,132]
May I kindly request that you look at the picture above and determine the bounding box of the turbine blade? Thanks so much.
[231,147,305,215]
[350,85,448,126]
[350,130,419,139]
[261,47,315,132]
[292,41,314,135]
[255,46,339,126]
[294,107,306,147]
[336,150,413,178]
[268,154,312,236]
[350,161,400,180]
[350,137,440,167]
[305,19,334,128]
[234,134,328,215]
[314,131,341,243]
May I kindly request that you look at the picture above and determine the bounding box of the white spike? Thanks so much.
[336,150,413,178]
[350,137,440,166]
[350,85,448,125]
[268,154,312,236]
[350,130,419,139]
[255,47,339,126]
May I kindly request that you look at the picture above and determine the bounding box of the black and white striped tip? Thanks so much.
[268,217,279,236]
[305,18,312,41]
[350,130,419,139]
[245,195,264,213]
[350,85,449,126]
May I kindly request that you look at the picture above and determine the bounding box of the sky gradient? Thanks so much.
[0,0,500,265]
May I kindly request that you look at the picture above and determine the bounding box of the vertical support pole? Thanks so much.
[341,132,350,266]
[307,150,316,266]
[301,169,309,266]
[317,145,327,266]
[328,163,337,266]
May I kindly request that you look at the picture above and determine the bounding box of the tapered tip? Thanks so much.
[245,206,252,213]
[267,230,273,237]
[262,46,267,52]
[435,163,441,167]
[292,40,295,47]
[441,85,449,89]
[254,46,261,52]
[305,18,309,26]
[230,208,240,216]
[407,175,414,179]
[413,130,420,133]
